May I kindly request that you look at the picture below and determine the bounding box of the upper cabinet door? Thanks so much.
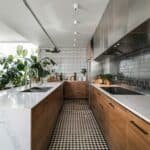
[93,0,150,59]
[93,25,100,59]
[128,0,150,32]
[93,22,104,59]
[103,8,109,51]
[93,13,108,59]
[108,0,128,46]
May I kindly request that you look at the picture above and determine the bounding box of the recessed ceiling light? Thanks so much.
[74,20,78,25]
[73,3,79,11]
[117,43,120,46]
[74,39,77,42]
[74,31,78,35]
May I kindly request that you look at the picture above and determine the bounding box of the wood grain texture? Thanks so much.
[64,81,88,99]
[31,85,63,150]
[90,86,150,150]
[127,111,150,150]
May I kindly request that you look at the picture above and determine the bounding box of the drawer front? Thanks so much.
[127,112,150,150]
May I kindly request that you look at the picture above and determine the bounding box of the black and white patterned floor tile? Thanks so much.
[48,100,109,150]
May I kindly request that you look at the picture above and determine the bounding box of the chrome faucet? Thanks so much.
[29,78,32,88]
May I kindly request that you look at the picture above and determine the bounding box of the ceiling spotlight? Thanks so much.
[74,31,78,35]
[73,3,79,11]
[74,39,77,42]
[117,43,120,46]
[73,43,76,47]
[74,20,78,25]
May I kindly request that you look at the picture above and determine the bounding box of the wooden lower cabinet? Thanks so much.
[31,85,63,150]
[127,112,150,150]
[90,86,150,150]
[106,99,127,150]
[64,81,88,99]
[32,98,49,150]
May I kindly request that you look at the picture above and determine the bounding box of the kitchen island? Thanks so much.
[0,82,63,150]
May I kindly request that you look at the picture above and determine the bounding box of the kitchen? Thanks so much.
[0,0,150,150]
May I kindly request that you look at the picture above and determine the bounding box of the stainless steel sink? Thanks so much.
[21,86,53,92]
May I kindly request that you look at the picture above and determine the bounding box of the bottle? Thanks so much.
[60,73,63,81]
[74,72,77,80]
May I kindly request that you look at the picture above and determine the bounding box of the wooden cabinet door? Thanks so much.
[64,81,88,99]
[127,113,150,150]
[91,88,110,140]
[99,95,110,139]
[32,85,63,150]
[47,86,63,136]
[96,90,128,150]
[32,99,48,150]
[95,91,103,125]
[106,98,127,150]
[91,88,98,120]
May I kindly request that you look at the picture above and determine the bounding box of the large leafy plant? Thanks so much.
[0,46,28,89]
[29,55,51,79]
[0,45,54,90]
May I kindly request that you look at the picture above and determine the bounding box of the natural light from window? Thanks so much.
[0,43,38,57]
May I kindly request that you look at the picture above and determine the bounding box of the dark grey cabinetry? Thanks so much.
[127,0,150,32]
[93,25,101,59]
[109,0,128,46]
[93,0,150,59]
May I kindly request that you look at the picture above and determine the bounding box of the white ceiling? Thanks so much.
[0,0,109,48]
[0,21,27,42]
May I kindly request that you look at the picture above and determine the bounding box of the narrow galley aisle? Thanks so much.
[48,100,109,150]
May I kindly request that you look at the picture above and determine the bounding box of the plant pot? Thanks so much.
[104,79,111,86]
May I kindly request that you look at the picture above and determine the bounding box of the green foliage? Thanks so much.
[99,74,113,81]
[0,45,54,90]
[16,45,28,57]
[30,55,51,78]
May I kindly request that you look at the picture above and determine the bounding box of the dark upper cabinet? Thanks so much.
[93,24,101,59]
[93,9,107,59]
[94,0,129,59]
[127,0,150,32]
[109,0,128,46]
[93,0,150,59]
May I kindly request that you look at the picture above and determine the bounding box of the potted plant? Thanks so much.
[0,45,55,90]
[102,74,113,85]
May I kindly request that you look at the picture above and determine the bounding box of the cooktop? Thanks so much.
[101,87,143,95]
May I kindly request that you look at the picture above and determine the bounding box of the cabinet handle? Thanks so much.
[109,103,115,109]
[99,103,103,109]
[92,104,96,109]
[130,121,148,135]
[97,92,101,96]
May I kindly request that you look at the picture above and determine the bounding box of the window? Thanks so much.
[0,43,38,57]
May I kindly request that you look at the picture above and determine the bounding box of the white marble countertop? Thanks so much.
[91,84,150,123]
[0,82,63,109]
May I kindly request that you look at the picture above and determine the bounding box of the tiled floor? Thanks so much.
[48,100,109,150]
